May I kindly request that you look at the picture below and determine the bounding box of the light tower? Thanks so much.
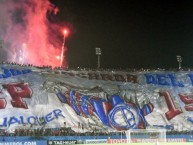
[176,55,182,70]
[95,48,101,69]
[60,29,68,68]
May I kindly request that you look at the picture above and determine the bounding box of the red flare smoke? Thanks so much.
[0,0,68,67]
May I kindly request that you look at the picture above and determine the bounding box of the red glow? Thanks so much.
[64,30,68,35]
[2,0,69,68]
[56,55,60,60]
[62,28,70,38]
[22,43,26,47]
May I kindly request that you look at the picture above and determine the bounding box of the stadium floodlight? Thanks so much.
[176,55,182,70]
[95,48,101,69]
[60,29,68,68]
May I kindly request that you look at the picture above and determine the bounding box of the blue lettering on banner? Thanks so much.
[144,74,157,84]
[145,73,184,87]
[57,90,153,130]
[80,95,90,115]
[90,98,110,127]
[156,74,170,86]
[70,91,81,115]
[9,116,21,125]
[0,67,32,79]
[53,109,64,119]
[188,74,193,86]
[27,116,37,124]
[45,112,55,122]
[168,74,184,87]
[20,116,28,124]
[0,117,7,127]
[0,109,64,127]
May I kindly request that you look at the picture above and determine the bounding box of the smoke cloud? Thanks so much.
[0,0,66,67]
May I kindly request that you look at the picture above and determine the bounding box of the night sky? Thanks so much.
[50,0,193,69]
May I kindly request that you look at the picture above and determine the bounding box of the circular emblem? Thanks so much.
[108,104,140,130]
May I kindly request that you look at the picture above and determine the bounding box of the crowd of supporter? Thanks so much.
[0,127,126,137]
[1,61,193,72]
[0,126,192,137]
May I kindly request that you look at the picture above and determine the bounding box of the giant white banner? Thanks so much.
[0,64,193,132]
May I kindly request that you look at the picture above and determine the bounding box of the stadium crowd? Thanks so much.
[1,61,193,71]
[0,127,192,137]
